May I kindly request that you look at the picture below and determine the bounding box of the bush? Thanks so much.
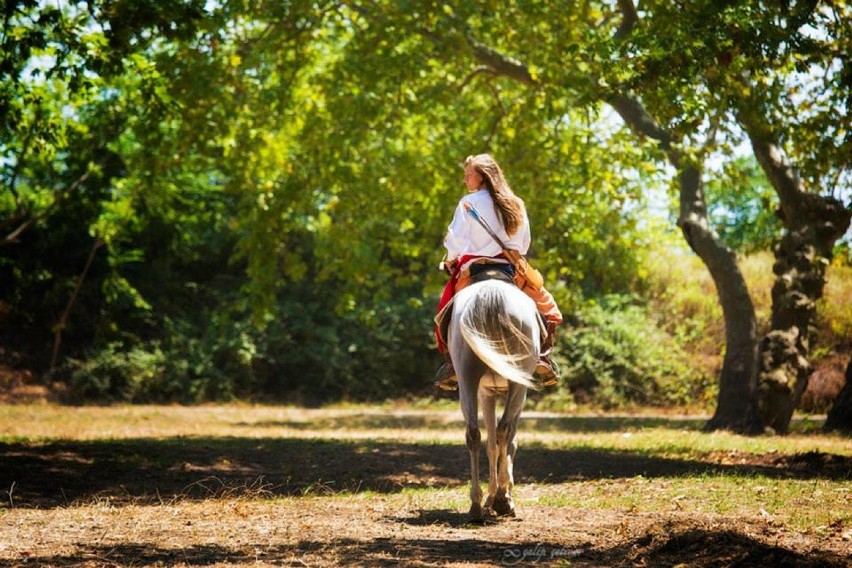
[552,295,714,409]
[255,287,436,403]
[68,342,169,402]
[66,281,436,404]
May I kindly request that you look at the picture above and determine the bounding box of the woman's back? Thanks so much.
[444,189,530,263]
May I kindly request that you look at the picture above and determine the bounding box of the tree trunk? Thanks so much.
[50,238,104,371]
[676,166,760,433]
[745,130,852,434]
[825,357,852,434]
[608,96,761,433]
[755,208,848,433]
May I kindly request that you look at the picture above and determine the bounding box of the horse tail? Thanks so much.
[457,283,538,390]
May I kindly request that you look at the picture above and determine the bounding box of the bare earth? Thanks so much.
[0,405,850,567]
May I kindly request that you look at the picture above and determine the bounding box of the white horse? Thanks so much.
[447,277,543,520]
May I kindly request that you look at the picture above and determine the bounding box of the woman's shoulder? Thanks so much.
[461,189,492,206]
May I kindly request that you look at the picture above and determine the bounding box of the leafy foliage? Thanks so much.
[556,295,714,410]
[64,282,435,404]
[705,156,782,253]
[2,1,849,406]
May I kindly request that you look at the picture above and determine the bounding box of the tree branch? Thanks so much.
[51,237,104,371]
[737,109,806,218]
[747,134,805,205]
[608,1,679,160]
[457,65,497,91]
[614,0,638,41]
[344,3,537,87]
[606,94,678,162]
[464,32,538,86]
[1,170,91,247]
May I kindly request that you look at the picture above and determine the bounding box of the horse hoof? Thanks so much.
[492,498,516,517]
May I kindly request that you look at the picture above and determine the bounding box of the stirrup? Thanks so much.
[434,361,458,391]
[535,358,560,388]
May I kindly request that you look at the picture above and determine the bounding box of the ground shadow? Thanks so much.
[592,526,850,568]
[0,538,546,567]
[235,412,826,434]
[236,413,711,433]
[388,508,512,527]
[2,436,850,508]
[1,528,847,567]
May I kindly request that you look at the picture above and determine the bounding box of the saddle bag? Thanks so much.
[504,249,544,291]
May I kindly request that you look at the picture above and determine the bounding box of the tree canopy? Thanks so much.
[1,1,850,421]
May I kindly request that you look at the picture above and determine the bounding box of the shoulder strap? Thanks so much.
[462,202,509,250]
[464,201,545,291]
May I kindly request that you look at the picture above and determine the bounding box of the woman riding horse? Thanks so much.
[434,153,563,391]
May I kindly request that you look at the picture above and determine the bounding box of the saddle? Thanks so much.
[470,263,516,284]
[435,262,546,350]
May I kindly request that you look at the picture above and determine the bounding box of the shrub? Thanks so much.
[551,295,715,410]
[68,342,169,402]
[66,281,436,404]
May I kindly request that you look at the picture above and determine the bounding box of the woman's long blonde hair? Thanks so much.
[465,154,525,236]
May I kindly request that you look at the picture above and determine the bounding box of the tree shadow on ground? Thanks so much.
[2,436,850,508]
[236,413,711,433]
[594,526,850,568]
[235,411,826,434]
[1,528,847,567]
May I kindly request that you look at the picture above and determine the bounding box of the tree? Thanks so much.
[3,1,655,400]
[726,4,852,432]
[626,0,851,431]
[342,0,851,432]
[605,1,852,432]
[606,1,852,432]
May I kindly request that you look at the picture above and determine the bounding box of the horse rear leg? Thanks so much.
[460,383,483,521]
[493,383,527,517]
[480,386,499,511]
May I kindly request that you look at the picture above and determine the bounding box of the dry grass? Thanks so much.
[818,261,852,347]
[646,248,852,412]
[1,403,851,567]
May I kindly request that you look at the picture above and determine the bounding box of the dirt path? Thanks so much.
[3,493,848,567]
[1,405,850,566]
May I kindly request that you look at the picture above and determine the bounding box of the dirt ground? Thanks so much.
[4,496,849,567]
[1,405,851,567]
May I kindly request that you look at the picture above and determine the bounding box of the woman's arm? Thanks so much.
[443,199,469,260]
[519,209,531,255]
